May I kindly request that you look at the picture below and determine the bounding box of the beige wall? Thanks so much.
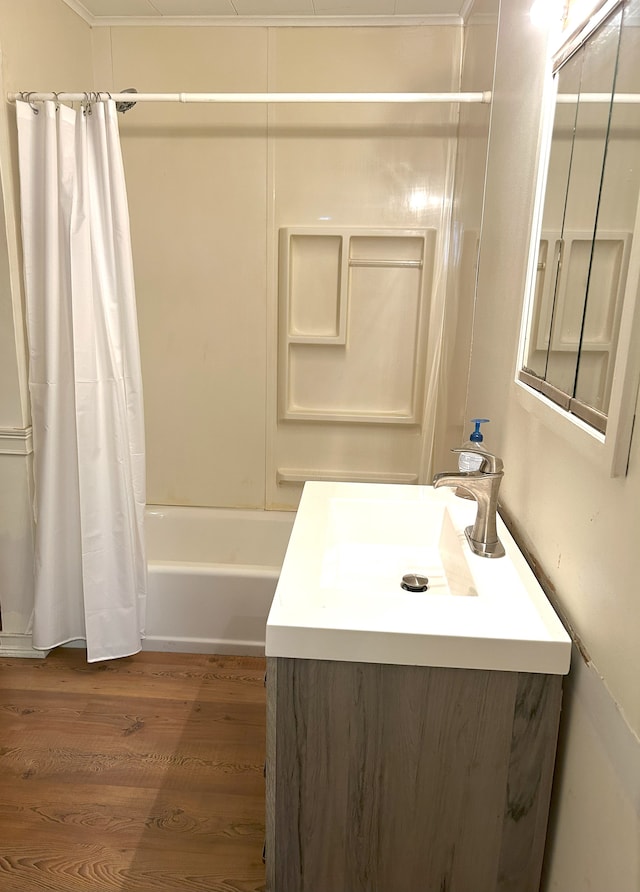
[98,23,467,509]
[469,1,640,889]
[102,26,269,509]
[434,6,498,471]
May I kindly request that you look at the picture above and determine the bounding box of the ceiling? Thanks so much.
[61,0,475,24]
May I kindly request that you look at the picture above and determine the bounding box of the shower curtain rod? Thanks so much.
[556,92,640,103]
[9,90,492,105]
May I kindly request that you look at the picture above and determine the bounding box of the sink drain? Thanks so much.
[401,573,429,592]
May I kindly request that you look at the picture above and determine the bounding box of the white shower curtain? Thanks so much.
[16,99,146,662]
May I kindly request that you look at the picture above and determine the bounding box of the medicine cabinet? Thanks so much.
[518,0,640,475]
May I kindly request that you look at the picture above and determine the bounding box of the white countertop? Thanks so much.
[266,481,571,675]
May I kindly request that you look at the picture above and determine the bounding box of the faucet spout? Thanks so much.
[432,469,484,488]
[433,457,505,559]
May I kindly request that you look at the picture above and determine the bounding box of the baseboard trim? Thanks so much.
[142,635,265,656]
[0,631,49,658]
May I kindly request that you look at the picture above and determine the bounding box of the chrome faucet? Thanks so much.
[433,448,505,558]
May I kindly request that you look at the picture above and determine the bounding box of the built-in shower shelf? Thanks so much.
[279,227,434,424]
[347,258,424,269]
[276,468,419,485]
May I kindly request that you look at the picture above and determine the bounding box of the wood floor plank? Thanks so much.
[0,747,265,792]
[0,692,266,758]
[0,652,266,703]
[1,783,265,829]
[0,782,265,861]
[0,843,265,892]
[0,648,267,892]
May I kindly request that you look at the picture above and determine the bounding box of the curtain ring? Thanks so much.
[52,92,60,112]
[22,92,39,115]
[82,91,92,116]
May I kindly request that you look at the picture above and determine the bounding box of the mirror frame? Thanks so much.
[516,0,640,477]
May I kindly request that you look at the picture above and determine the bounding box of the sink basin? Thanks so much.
[266,481,571,674]
[319,496,477,601]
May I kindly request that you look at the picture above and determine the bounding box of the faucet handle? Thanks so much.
[451,447,503,473]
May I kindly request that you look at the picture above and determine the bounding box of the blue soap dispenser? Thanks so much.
[458,418,489,472]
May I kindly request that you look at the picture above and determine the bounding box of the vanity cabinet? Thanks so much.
[265,656,563,892]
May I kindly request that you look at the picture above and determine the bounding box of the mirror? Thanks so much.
[520,0,640,434]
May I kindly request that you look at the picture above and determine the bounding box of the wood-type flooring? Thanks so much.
[0,649,267,892]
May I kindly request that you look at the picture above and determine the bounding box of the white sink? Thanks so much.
[266,481,571,674]
[319,495,478,601]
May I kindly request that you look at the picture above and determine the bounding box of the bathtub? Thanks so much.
[144,505,295,655]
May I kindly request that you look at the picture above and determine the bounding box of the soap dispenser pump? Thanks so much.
[458,418,489,472]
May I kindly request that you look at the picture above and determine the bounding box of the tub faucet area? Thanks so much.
[433,448,505,558]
